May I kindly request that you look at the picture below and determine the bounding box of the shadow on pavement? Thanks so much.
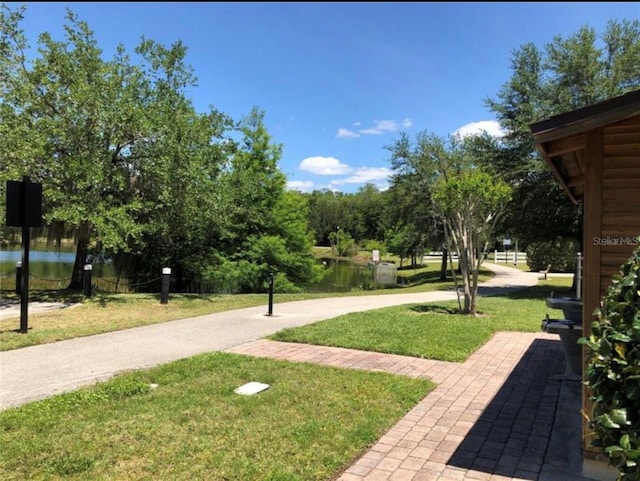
[448,338,566,479]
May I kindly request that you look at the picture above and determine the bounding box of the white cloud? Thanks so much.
[329,167,391,187]
[337,118,413,139]
[336,127,360,139]
[286,180,315,192]
[358,120,398,135]
[299,156,352,175]
[452,120,505,139]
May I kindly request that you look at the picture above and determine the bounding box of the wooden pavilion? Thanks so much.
[530,88,640,479]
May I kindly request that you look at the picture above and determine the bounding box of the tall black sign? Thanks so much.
[6,179,42,227]
[5,176,43,334]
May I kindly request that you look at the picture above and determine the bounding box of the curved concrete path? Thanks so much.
[1,264,593,481]
[0,264,538,410]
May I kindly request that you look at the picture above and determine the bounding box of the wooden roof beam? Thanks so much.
[543,133,586,157]
[567,175,584,187]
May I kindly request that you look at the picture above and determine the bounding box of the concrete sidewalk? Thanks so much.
[0,263,593,480]
[0,263,537,410]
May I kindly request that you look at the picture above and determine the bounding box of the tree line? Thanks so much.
[2,4,640,305]
[0,5,319,293]
[304,17,640,261]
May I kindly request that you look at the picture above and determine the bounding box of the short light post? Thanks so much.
[83,264,93,297]
[161,267,171,304]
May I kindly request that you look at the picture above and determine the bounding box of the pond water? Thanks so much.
[1,250,76,263]
[0,247,115,289]
[309,258,376,292]
[0,247,374,293]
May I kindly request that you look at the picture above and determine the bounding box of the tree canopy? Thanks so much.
[0,4,318,293]
[484,19,640,247]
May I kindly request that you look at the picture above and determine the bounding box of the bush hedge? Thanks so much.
[526,237,580,272]
[580,240,640,480]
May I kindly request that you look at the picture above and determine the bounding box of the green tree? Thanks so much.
[433,168,511,315]
[204,108,319,292]
[1,5,319,295]
[120,73,234,291]
[0,6,198,288]
[385,225,421,268]
[484,19,640,247]
[386,131,511,313]
[385,132,451,276]
[221,107,286,246]
[306,189,345,246]
[344,183,386,243]
[1,7,154,288]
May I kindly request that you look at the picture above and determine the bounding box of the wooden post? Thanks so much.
[582,128,603,458]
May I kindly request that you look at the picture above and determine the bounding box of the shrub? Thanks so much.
[363,239,387,258]
[328,230,357,257]
[579,240,640,480]
[526,237,580,272]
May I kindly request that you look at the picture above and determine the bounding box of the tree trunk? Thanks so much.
[470,266,479,316]
[461,261,472,314]
[440,249,448,280]
[68,223,91,290]
[470,252,483,316]
[470,290,477,315]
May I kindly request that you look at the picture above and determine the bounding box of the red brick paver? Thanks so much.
[228,340,460,383]
[226,331,563,481]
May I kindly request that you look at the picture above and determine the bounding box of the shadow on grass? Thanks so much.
[92,292,232,307]
[409,305,460,315]
[1,288,232,308]
[402,270,445,284]
[397,270,467,288]
[0,289,86,304]
[501,284,574,301]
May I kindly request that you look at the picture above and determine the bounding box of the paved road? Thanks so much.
[0,264,540,410]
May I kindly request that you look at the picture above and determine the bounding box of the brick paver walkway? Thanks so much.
[227,331,565,481]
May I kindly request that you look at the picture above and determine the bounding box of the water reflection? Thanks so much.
[309,258,375,292]
[0,249,115,287]
[1,250,75,263]
[0,249,381,294]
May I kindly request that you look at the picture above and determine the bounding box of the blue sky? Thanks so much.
[9,2,640,193]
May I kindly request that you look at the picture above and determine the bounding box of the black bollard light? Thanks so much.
[83,264,93,297]
[160,267,171,304]
[15,261,22,295]
[267,272,274,316]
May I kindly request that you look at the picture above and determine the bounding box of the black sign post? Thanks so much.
[5,176,43,334]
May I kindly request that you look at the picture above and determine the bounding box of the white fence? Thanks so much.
[492,250,527,264]
[423,251,527,264]
[423,252,458,262]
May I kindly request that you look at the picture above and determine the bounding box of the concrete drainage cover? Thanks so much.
[234,382,270,396]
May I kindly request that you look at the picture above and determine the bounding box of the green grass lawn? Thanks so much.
[269,278,574,363]
[0,353,433,481]
[0,268,573,480]
[0,264,494,352]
